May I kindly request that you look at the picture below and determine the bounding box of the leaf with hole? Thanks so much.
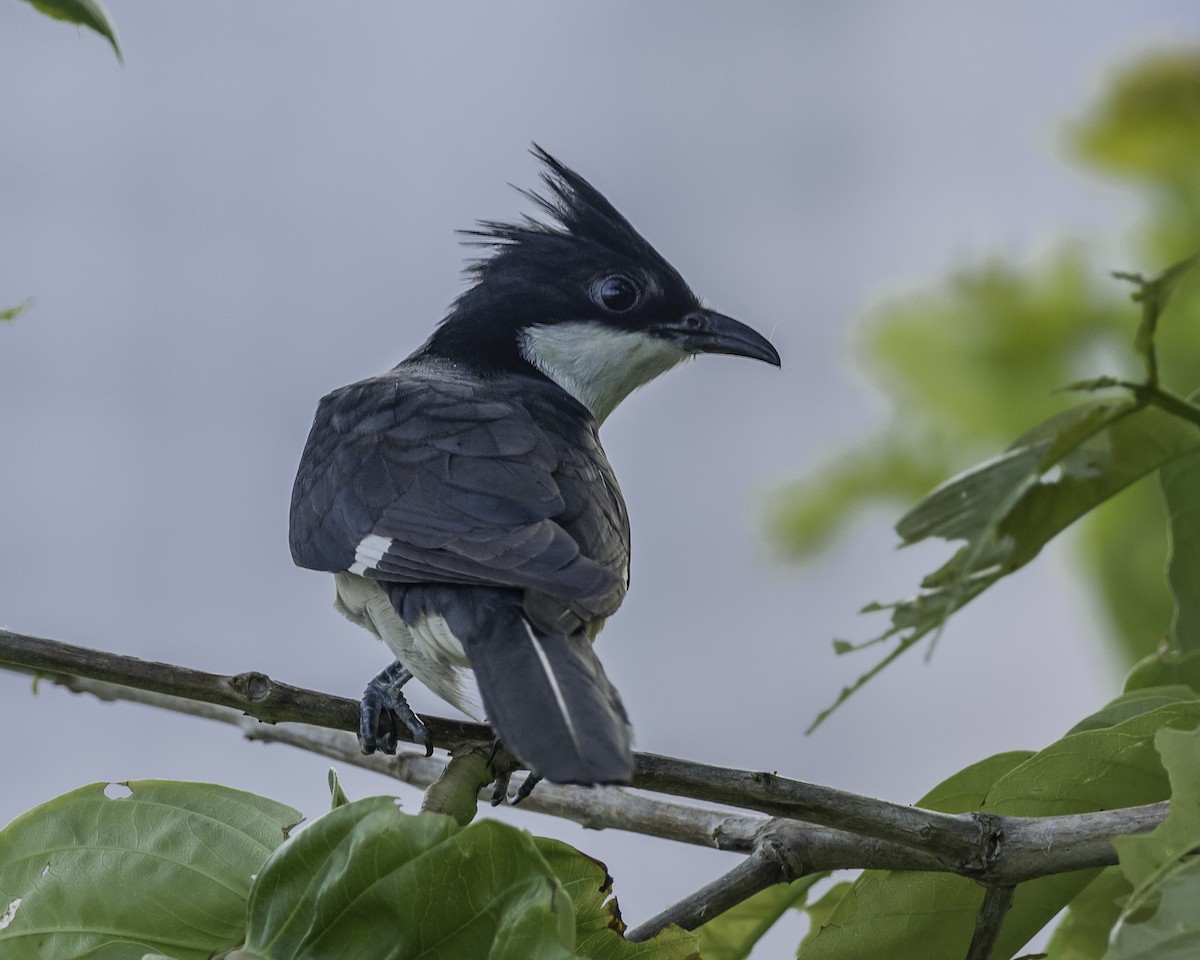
[0,781,301,960]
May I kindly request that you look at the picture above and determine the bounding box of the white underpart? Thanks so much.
[333,571,483,720]
[523,620,581,753]
[520,322,688,424]
[349,533,393,576]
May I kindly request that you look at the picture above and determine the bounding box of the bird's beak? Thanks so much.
[655,309,781,366]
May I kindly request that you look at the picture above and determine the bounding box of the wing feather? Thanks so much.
[290,360,629,623]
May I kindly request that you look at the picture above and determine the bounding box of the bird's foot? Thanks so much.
[359,661,432,757]
[486,739,542,805]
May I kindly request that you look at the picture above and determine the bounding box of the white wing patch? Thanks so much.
[349,533,393,576]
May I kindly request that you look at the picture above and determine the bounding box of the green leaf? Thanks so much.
[23,0,122,63]
[800,882,854,949]
[1065,686,1198,735]
[1043,867,1131,960]
[245,799,579,960]
[798,700,1200,960]
[326,767,351,809]
[1105,856,1200,959]
[812,398,1200,730]
[1161,446,1200,653]
[0,299,32,322]
[1112,725,1200,895]
[1124,647,1200,695]
[0,781,301,960]
[695,875,823,960]
[73,944,187,960]
[535,839,701,959]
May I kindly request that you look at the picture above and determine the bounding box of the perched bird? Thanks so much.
[289,147,779,789]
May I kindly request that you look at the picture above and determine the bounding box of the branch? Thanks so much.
[0,628,1172,938]
[625,834,805,942]
[0,628,491,746]
[965,884,1015,960]
[44,671,963,873]
[0,630,983,858]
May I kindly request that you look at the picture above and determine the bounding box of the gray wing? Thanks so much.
[290,363,628,623]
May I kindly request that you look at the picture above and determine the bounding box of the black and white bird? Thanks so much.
[289,147,779,789]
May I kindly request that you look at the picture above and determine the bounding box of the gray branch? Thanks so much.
[965,884,1016,960]
[0,628,1172,950]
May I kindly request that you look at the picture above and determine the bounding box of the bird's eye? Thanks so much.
[594,275,639,313]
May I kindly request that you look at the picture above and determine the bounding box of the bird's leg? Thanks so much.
[511,773,542,805]
[485,738,542,805]
[359,661,432,757]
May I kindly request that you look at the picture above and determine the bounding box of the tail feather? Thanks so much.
[461,606,633,785]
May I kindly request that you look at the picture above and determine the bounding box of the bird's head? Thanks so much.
[423,146,780,423]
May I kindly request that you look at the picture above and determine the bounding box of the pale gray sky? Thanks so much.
[2,3,1196,952]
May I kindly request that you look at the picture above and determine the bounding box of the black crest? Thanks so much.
[461,145,663,273]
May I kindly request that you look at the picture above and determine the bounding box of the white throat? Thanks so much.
[520,322,687,424]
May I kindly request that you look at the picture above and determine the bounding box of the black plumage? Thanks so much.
[290,146,778,788]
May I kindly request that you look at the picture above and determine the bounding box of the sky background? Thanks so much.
[3,3,1198,953]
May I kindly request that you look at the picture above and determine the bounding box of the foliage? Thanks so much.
[0,781,301,959]
[696,876,824,960]
[0,300,33,323]
[770,51,1200,668]
[0,783,698,960]
[19,0,122,62]
[799,704,1200,960]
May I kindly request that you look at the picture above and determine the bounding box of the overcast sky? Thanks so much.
[3,2,1198,952]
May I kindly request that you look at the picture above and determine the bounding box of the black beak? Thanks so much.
[655,309,781,367]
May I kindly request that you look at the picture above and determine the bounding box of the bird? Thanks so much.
[289,146,780,792]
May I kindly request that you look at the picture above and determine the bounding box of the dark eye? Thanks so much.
[594,275,639,313]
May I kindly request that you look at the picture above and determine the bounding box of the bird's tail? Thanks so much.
[460,604,634,786]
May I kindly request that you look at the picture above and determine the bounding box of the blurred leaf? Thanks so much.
[1161,447,1200,653]
[1071,54,1200,193]
[768,441,948,558]
[1081,480,1173,663]
[22,0,122,63]
[812,399,1200,730]
[696,875,823,960]
[0,781,301,960]
[1105,856,1200,959]
[774,54,1200,668]
[798,699,1200,960]
[1043,867,1130,960]
[871,254,1132,437]
[1,300,32,322]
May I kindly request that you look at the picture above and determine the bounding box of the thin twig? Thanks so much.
[965,884,1016,960]
[625,835,805,941]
